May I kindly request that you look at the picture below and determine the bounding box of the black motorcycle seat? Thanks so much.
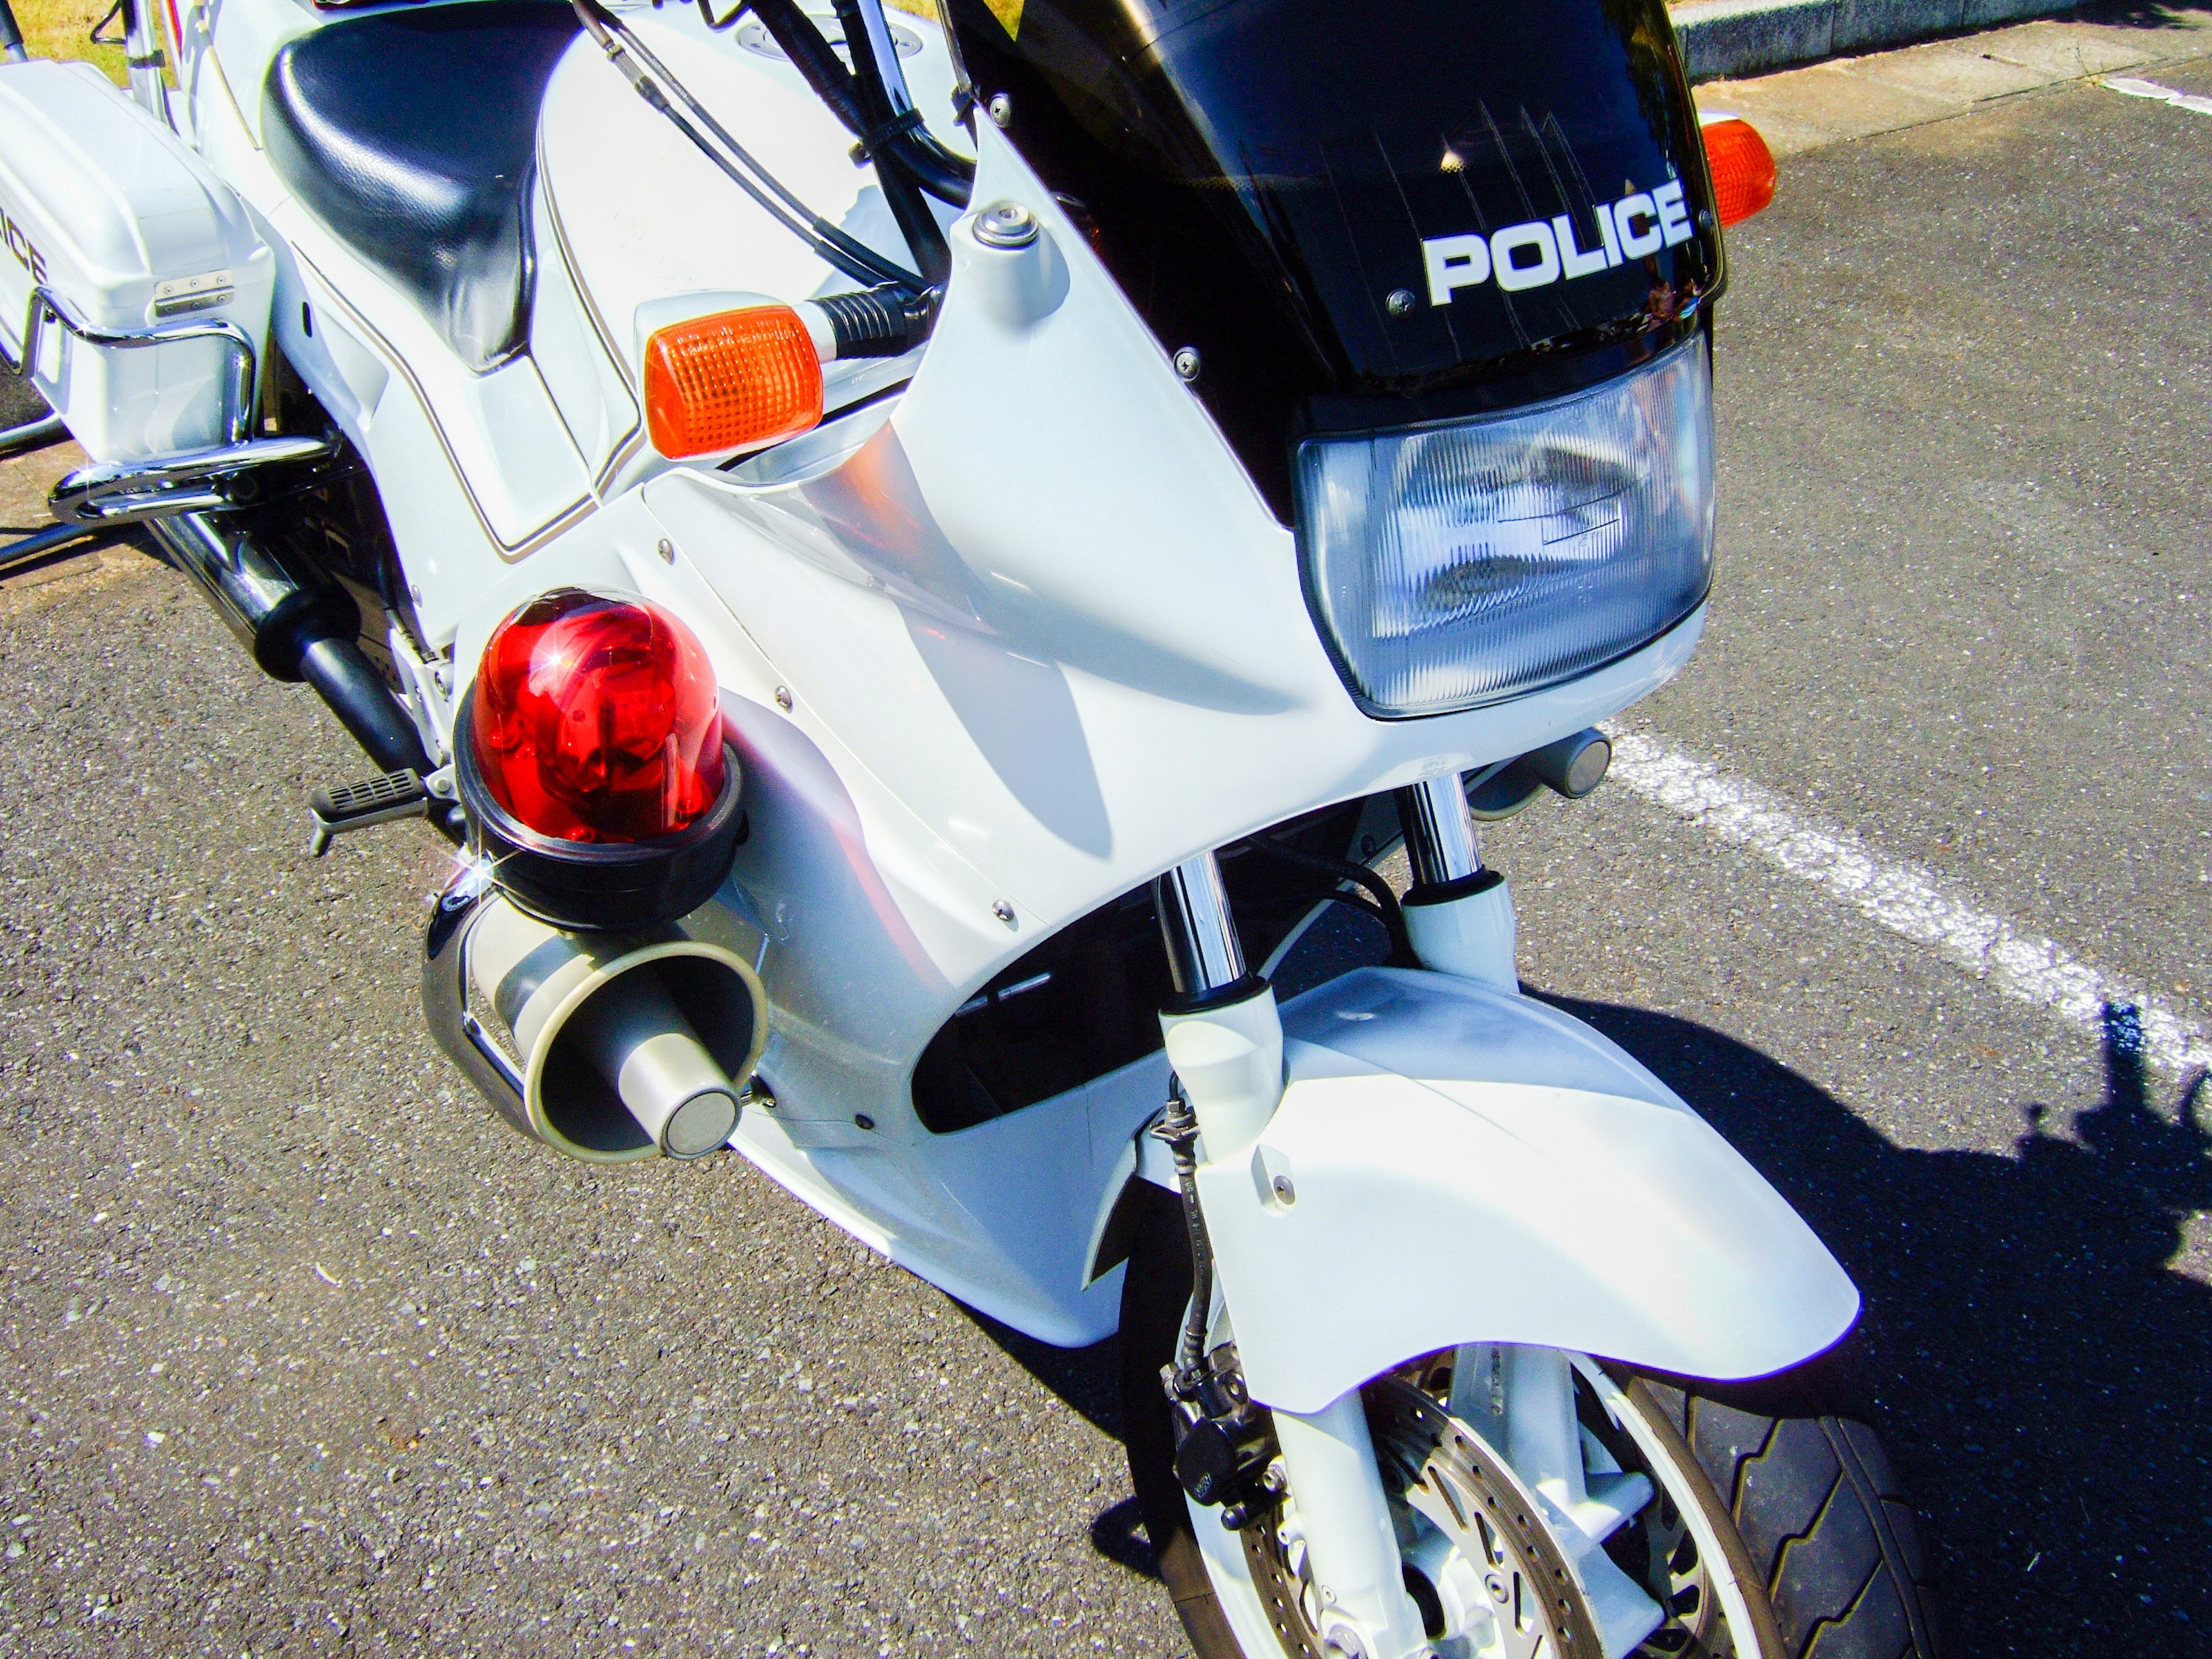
[262,1,583,374]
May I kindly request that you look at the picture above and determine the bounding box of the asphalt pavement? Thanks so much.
[1,18,2207,1658]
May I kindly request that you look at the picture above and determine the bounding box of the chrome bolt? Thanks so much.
[657,537,676,563]
[774,685,794,711]
[1271,1175,1296,1205]
[1173,346,1201,382]
[992,900,1016,926]
[1386,288,1416,315]
[987,92,1012,127]
[1486,1573,1509,1603]
[974,201,1039,249]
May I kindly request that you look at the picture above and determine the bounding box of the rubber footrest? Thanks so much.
[307,768,428,855]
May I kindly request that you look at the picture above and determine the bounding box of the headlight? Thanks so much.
[1297,338,1715,718]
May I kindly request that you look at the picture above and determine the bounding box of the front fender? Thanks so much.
[1194,969,1858,1412]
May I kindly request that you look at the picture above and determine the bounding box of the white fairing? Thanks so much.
[1192,969,1861,1414]
[635,121,1703,957]
[579,122,1705,1342]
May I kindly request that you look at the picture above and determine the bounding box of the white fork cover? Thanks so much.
[1192,968,1859,1412]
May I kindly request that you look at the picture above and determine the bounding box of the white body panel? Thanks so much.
[1192,969,1861,1413]
[531,10,953,487]
[0,59,272,460]
[635,123,1706,961]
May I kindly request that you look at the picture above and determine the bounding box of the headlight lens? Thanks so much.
[1297,338,1715,718]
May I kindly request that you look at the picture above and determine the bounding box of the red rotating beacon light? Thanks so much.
[460,589,745,931]
[471,589,725,844]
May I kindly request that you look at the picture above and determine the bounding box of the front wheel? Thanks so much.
[1118,1192,1939,1659]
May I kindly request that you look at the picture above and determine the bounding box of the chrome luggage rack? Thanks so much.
[5,281,259,446]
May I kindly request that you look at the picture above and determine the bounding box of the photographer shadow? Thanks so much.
[1551,994,2212,1659]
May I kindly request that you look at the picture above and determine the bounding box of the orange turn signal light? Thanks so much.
[1700,116,1777,228]
[643,305,823,460]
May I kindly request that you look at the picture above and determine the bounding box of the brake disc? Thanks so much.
[1239,1377,1604,1659]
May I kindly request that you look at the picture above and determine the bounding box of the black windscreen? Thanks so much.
[947,0,1720,517]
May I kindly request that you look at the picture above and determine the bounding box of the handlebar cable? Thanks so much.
[568,0,925,293]
[1237,832,1416,966]
[827,0,949,283]
[747,0,973,204]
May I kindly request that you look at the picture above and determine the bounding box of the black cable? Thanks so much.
[1239,834,1414,964]
[910,135,977,201]
[748,0,869,131]
[569,0,923,292]
[907,127,979,200]
[606,9,902,266]
[1312,889,1392,931]
[829,0,950,283]
[749,0,972,204]
[600,3,922,289]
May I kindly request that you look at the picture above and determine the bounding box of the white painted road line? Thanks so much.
[2100,75,2212,116]
[1607,730,2212,1077]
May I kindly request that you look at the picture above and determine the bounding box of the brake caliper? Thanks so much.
[1164,1342,1282,1529]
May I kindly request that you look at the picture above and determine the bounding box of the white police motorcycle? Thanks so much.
[0,0,1938,1650]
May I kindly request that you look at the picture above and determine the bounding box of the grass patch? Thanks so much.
[12,0,128,84]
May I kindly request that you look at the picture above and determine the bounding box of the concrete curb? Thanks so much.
[1673,0,2088,79]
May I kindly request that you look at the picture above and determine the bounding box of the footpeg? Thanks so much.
[307,768,429,855]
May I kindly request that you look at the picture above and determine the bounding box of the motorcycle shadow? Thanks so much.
[947,1303,1160,1578]
[1550,993,2210,1659]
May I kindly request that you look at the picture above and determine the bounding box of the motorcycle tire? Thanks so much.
[1117,1188,1940,1659]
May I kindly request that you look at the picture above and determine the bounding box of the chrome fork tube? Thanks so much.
[1152,849,1274,1153]
[1154,851,1249,1003]
[1396,771,1480,889]
[1397,770,1517,992]
[1154,852,1430,1657]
